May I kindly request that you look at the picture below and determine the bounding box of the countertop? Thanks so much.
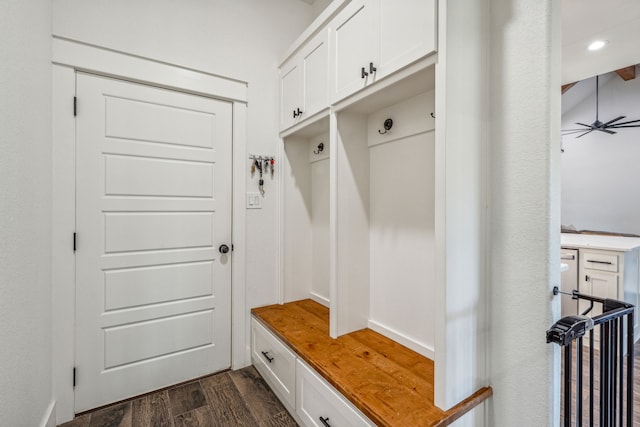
[561,233,640,252]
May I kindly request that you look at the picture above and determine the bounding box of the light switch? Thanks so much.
[246,192,262,209]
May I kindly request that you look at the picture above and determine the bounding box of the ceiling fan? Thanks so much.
[562,75,640,138]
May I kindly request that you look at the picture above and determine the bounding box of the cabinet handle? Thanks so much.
[293,109,297,118]
[319,416,331,427]
[361,67,368,79]
[296,107,303,117]
[561,255,575,260]
[369,62,377,74]
[586,260,613,265]
[261,351,274,363]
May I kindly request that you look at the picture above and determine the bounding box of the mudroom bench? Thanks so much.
[251,299,492,427]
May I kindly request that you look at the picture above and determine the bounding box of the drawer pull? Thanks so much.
[319,416,331,427]
[587,259,613,265]
[561,255,575,260]
[261,351,274,363]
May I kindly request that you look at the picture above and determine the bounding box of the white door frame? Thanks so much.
[51,37,249,424]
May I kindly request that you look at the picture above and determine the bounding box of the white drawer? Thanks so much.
[251,318,297,408]
[296,359,374,427]
[582,251,619,273]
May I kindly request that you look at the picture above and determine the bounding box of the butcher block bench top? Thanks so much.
[251,299,492,427]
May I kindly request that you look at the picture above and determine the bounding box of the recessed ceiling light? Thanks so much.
[588,40,608,51]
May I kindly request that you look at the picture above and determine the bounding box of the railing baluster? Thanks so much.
[576,337,583,427]
[626,313,633,427]
[564,342,572,427]
[590,329,594,427]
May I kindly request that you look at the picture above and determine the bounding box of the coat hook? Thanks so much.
[378,118,393,134]
[430,112,435,118]
[314,142,324,155]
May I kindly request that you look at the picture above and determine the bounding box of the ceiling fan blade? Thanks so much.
[608,118,640,127]
[597,128,616,135]
[576,129,594,138]
[562,129,591,135]
[607,124,640,129]
[602,116,626,126]
[575,123,595,129]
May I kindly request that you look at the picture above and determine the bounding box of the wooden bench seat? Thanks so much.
[252,299,492,427]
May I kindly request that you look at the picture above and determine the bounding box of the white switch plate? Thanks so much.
[246,192,262,209]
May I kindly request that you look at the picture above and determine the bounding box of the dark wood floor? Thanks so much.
[58,366,298,427]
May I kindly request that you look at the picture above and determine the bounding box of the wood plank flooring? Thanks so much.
[252,299,492,427]
[58,367,298,427]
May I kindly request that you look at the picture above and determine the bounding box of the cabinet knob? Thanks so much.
[361,67,368,79]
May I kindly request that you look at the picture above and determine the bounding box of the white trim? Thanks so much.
[53,37,247,103]
[368,320,435,360]
[51,63,77,425]
[277,134,285,305]
[309,291,330,308]
[232,102,250,369]
[39,400,56,427]
[51,42,249,423]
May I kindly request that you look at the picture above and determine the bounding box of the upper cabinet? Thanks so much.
[280,29,330,132]
[330,0,437,103]
[279,0,437,132]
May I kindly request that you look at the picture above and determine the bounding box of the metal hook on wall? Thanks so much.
[430,112,435,118]
[378,118,393,134]
[313,142,324,155]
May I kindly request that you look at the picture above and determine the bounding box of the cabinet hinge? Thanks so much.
[73,367,77,387]
[73,232,77,252]
[73,96,77,117]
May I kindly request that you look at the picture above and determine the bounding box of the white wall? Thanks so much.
[488,0,562,426]
[562,73,640,235]
[0,1,54,426]
[52,0,317,330]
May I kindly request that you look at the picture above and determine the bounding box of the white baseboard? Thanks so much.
[368,319,435,359]
[309,292,330,307]
[40,400,56,427]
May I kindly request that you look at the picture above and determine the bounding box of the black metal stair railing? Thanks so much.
[547,289,634,427]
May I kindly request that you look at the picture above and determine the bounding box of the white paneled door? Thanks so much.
[74,73,232,412]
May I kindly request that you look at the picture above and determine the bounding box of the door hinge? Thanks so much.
[73,367,77,387]
[73,232,77,252]
[73,96,77,117]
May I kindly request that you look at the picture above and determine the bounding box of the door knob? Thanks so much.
[219,244,230,254]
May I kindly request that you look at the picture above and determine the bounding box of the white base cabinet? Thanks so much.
[251,317,374,427]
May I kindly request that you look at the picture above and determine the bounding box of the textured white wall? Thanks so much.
[52,0,316,324]
[0,0,54,426]
[488,0,562,425]
[562,74,640,235]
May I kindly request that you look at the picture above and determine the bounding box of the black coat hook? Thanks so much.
[378,118,393,134]
[314,142,324,155]
[430,112,435,118]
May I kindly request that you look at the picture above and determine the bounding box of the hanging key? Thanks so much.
[251,160,256,176]
[259,178,265,195]
[270,158,275,178]
[264,159,269,176]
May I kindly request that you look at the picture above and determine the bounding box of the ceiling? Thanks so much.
[562,0,640,84]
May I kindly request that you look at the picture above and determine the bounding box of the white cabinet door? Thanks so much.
[280,57,302,131]
[579,271,619,317]
[301,28,329,120]
[331,0,379,103]
[378,0,437,78]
